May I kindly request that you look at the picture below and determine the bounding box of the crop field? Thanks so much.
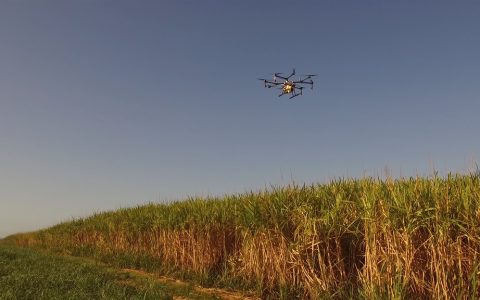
[3,174,480,299]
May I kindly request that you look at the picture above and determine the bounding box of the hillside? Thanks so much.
[3,174,480,299]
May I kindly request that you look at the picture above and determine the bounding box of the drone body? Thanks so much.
[258,69,316,99]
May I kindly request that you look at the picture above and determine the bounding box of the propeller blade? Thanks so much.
[285,68,295,79]
[293,80,314,84]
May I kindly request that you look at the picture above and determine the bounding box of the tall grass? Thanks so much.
[5,174,480,299]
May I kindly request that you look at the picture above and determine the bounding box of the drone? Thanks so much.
[258,69,316,99]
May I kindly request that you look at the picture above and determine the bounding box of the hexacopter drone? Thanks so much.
[258,68,316,99]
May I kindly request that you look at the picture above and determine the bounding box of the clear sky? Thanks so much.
[1,1,479,238]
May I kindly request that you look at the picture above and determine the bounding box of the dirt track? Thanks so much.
[122,268,260,300]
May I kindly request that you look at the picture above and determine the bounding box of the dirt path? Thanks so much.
[122,268,260,300]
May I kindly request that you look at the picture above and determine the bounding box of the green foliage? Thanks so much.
[4,174,480,299]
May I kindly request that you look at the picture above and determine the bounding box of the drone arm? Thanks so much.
[274,74,288,80]
[289,93,300,99]
[293,77,314,83]
[294,81,314,90]
[266,83,283,89]
[259,78,283,88]
[286,68,295,79]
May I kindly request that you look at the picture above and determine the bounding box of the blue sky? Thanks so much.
[1,1,479,237]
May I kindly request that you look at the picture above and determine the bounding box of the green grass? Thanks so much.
[0,244,219,300]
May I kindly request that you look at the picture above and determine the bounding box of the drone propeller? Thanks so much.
[273,74,288,81]
[282,68,295,80]
[289,93,301,99]
[259,78,284,89]
[293,79,314,85]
